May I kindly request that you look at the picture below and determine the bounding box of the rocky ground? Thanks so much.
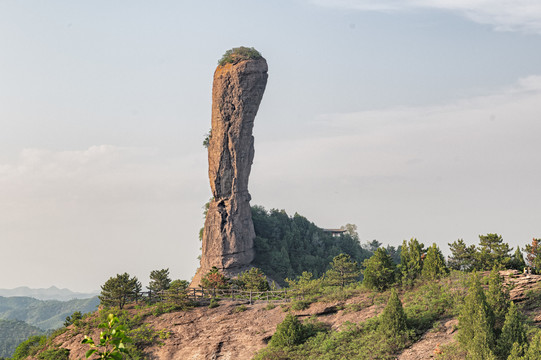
[43,271,541,360]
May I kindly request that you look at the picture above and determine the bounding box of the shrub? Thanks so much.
[269,313,309,348]
[233,304,247,313]
[290,299,311,311]
[218,47,262,66]
[200,267,230,289]
[208,298,219,309]
[11,335,46,360]
[37,347,69,360]
[82,313,131,360]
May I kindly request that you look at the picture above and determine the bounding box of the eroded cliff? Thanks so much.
[193,50,268,285]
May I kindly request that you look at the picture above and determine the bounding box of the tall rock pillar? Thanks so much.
[192,52,268,286]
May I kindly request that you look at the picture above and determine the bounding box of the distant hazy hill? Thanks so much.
[0,286,97,301]
[0,319,44,358]
[0,295,99,330]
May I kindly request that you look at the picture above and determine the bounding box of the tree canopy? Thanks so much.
[251,206,371,285]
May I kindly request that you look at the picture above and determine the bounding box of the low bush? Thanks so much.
[37,347,69,360]
[218,47,262,66]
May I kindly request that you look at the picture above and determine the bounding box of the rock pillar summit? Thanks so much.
[192,47,268,286]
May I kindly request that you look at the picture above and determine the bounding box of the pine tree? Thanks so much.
[509,247,526,271]
[458,273,496,359]
[325,253,361,288]
[497,301,527,359]
[399,238,424,287]
[379,288,407,336]
[378,288,408,352]
[99,273,142,309]
[238,267,270,291]
[522,331,541,360]
[448,239,477,271]
[507,341,526,360]
[148,268,171,293]
[477,233,512,270]
[421,243,449,280]
[486,267,510,333]
[362,247,397,291]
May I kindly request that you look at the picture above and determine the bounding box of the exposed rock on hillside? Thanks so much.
[192,52,268,286]
[36,271,541,360]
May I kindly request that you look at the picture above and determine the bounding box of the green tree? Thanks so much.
[496,301,527,359]
[421,243,448,280]
[522,331,541,360]
[509,246,527,271]
[477,233,512,270]
[147,268,171,293]
[164,280,190,307]
[238,267,270,291]
[285,272,322,297]
[386,244,402,264]
[325,253,361,288]
[448,239,477,271]
[485,267,510,333]
[507,341,527,360]
[64,311,83,327]
[362,248,397,291]
[200,267,229,289]
[399,238,424,286]
[99,273,141,309]
[458,273,496,359]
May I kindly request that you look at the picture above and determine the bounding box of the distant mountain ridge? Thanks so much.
[0,286,98,301]
[0,295,100,330]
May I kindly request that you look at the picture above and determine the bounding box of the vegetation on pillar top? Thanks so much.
[218,46,262,66]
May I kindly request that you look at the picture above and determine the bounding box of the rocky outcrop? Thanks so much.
[192,56,268,285]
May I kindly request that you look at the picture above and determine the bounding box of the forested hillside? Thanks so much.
[251,206,374,284]
[0,319,43,358]
[0,296,99,330]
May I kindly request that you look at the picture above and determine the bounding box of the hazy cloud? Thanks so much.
[0,145,207,291]
[311,0,541,34]
[251,75,541,247]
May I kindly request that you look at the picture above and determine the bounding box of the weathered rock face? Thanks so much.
[193,57,268,285]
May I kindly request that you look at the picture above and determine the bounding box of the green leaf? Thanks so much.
[85,349,97,358]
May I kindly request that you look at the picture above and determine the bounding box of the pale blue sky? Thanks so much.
[1,0,540,291]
